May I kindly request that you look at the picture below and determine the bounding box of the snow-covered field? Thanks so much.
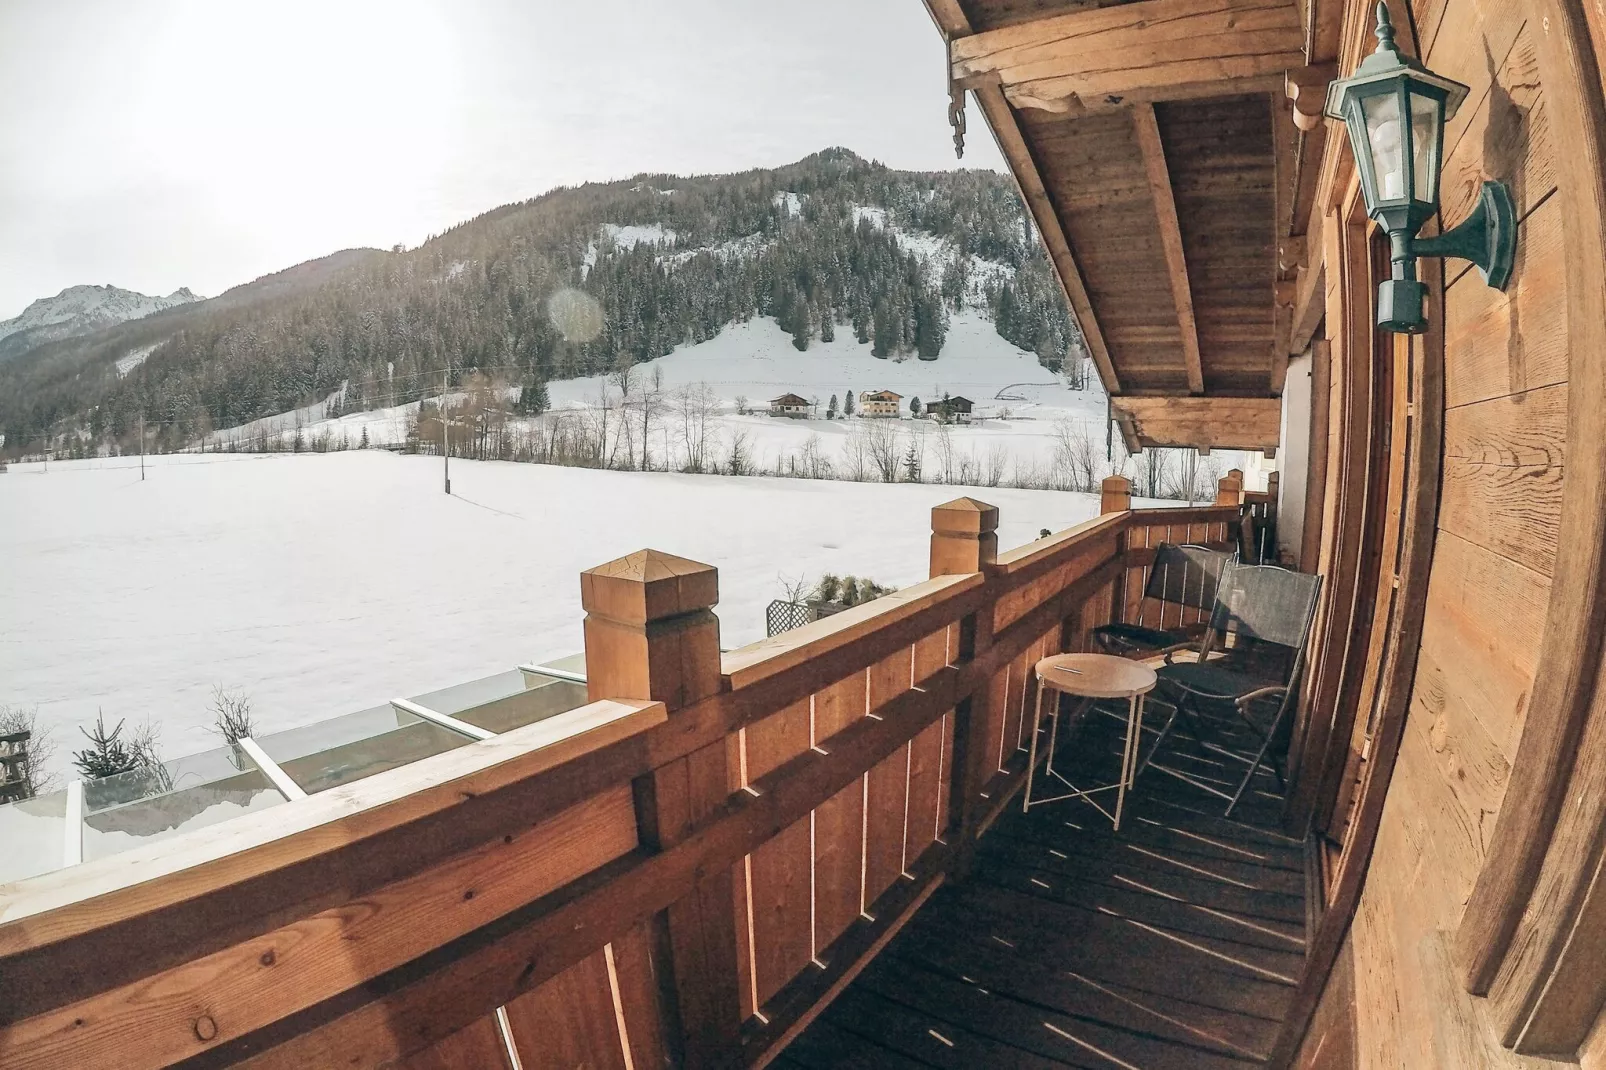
[2,451,1131,781]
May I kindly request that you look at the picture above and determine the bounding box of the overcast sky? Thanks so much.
[0,0,1004,319]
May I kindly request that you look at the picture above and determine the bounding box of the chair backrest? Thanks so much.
[1141,543,1235,619]
[1209,563,1323,652]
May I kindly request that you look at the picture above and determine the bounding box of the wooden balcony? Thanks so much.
[0,486,1307,1070]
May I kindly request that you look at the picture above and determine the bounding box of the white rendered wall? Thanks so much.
[1276,351,1314,562]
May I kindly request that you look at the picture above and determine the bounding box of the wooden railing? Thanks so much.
[0,492,1241,1070]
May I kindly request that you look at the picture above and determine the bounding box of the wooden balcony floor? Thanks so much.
[779,698,1309,1069]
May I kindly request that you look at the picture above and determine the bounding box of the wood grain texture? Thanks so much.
[1439,382,1565,578]
[1133,102,1205,394]
[741,699,813,1014]
[397,1015,510,1070]
[1268,145,1445,1067]
[1453,0,1606,1016]
[1111,395,1284,449]
[609,922,672,1070]
[502,949,628,1070]
[1441,191,1566,411]
[0,786,639,1070]
[952,0,1304,113]
[0,698,664,1023]
[1478,0,1606,1033]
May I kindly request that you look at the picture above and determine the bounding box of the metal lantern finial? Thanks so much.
[1324,2,1514,332]
[1372,1,1396,51]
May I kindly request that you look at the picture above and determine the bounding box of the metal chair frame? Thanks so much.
[1135,562,1324,817]
[1092,543,1236,658]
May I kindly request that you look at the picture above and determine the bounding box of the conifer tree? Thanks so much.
[73,713,138,780]
[826,394,838,420]
[910,397,922,417]
[903,444,921,482]
[844,390,856,417]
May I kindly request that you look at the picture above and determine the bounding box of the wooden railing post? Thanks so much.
[930,498,999,879]
[581,549,742,1069]
[1100,474,1132,514]
[1217,468,1245,505]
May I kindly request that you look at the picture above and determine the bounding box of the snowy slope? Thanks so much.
[0,284,200,359]
[0,451,1123,781]
[547,310,1091,415]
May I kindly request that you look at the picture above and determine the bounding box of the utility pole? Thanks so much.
[139,413,146,481]
[442,371,451,495]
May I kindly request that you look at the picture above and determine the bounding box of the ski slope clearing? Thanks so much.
[548,311,1097,418]
[1,451,1135,781]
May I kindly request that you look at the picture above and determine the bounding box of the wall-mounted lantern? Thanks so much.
[1324,2,1515,332]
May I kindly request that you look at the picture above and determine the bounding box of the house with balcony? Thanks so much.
[767,393,812,418]
[2,0,1602,1067]
[858,389,903,417]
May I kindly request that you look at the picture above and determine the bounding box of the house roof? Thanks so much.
[861,390,903,401]
[922,0,1326,450]
[770,393,810,406]
[946,396,974,407]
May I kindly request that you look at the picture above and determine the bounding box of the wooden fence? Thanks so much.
[0,488,1249,1070]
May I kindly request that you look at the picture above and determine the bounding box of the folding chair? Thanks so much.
[1091,543,1234,659]
[1135,563,1323,817]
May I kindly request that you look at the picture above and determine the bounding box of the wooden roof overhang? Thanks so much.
[924,0,1339,451]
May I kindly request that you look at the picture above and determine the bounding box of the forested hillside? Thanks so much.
[0,148,1084,458]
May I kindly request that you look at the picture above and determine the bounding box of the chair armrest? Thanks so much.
[1234,685,1288,708]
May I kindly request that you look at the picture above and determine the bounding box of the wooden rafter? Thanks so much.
[925,0,1124,400]
[951,0,1304,115]
[1131,104,1204,395]
[1112,396,1283,450]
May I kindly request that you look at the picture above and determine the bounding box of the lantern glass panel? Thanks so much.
[1410,92,1440,202]
[1363,91,1406,202]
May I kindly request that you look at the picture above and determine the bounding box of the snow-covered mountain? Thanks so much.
[0,284,200,362]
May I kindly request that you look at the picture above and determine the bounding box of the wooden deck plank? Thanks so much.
[783,689,1307,1067]
[828,987,1076,1069]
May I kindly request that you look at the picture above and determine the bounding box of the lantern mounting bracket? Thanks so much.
[1412,179,1515,291]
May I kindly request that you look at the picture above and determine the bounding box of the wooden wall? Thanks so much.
[1310,0,1568,1063]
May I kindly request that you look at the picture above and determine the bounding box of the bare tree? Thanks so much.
[983,443,1009,487]
[0,704,56,797]
[610,350,636,402]
[208,686,256,744]
[1051,417,1101,492]
[639,364,664,471]
[778,573,812,603]
[864,418,901,482]
[797,433,831,479]
[930,421,956,484]
[1136,448,1170,499]
[841,424,873,481]
[726,429,753,475]
[675,382,719,473]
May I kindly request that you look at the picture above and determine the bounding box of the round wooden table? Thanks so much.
[1023,653,1158,831]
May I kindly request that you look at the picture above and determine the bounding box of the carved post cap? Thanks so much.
[1217,470,1245,506]
[580,548,719,625]
[930,497,999,535]
[1100,475,1133,514]
[930,497,998,578]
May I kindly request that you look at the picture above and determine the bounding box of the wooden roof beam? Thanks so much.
[1131,104,1204,395]
[951,0,1305,115]
[924,0,1123,395]
[1112,395,1283,450]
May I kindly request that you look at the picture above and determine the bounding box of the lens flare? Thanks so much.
[546,288,603,343]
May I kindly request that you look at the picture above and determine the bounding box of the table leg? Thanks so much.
[1024,676,1047,812]
[1045,688,1065,781]
[1115,692,1138,831]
